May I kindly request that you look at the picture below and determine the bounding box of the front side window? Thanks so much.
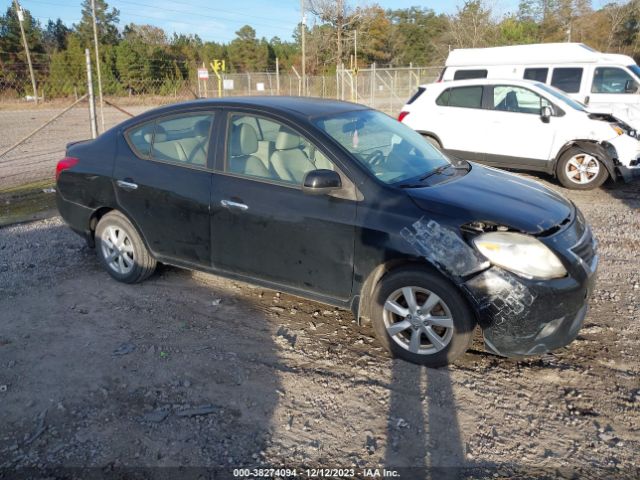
[314,109,450,185]
[225,114,335,185]
[492,86,549,114]
[524,68,548,83]
[551,68,583,93]
[592,67,636,94]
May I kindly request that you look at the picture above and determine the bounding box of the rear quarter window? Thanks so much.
[406,87,426,105]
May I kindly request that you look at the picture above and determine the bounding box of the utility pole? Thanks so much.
[85,48,98,139]
[91,0,105,132]
[13,0,38,104]
[301,0,306,96]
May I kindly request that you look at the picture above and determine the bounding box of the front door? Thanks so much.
[210,112,357,300]
[479,85,557,170]
[114,111,216,266]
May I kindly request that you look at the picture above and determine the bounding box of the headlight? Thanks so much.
[473,232,567,280]
[611,124,624,136]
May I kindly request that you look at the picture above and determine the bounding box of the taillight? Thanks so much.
[56,157,79,181]
[398,111,409,122]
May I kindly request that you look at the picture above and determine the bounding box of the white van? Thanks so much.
[441,43,640,131]
[398,79,640,189]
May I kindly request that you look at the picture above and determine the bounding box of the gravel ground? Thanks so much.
[0,176,638,479]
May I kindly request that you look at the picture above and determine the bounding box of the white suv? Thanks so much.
[399,79,640,189]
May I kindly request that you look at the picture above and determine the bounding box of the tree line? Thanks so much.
[1,0,640,98]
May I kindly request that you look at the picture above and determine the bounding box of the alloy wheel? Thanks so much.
[100,225,135,275]
[382,286,454,355]
[565,153,600,185]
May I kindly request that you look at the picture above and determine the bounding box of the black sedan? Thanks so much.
[56,97,598,367]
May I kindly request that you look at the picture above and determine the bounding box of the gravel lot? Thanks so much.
[0,171,639,478]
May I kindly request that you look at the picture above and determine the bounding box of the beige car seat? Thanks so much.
[271,131,316,183]
[228,124,271,178]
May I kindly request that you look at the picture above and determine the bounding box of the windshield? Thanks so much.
[536,83,587,112]
[628,64,640,80]
[313,109,449,184]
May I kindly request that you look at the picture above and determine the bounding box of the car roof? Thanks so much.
[420,78,546,89]
[123,96,368,127]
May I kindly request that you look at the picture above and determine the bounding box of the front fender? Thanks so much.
[553,140,618,181]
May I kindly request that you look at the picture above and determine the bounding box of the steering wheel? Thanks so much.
[366,150,385,167]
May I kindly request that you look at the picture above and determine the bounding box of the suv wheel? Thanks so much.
[371,268,475,367]
[557,147,609,190]
[95,211,156,283]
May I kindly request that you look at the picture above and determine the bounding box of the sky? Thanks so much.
[2,0,609,44]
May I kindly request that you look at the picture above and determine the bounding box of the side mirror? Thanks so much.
[541,105,553,122]
[625,79,639,93]
[302,169,342,195]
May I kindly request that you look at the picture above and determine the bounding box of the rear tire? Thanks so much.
[370,267,475,367]
[556,147,609,190]
[95,211,156,283]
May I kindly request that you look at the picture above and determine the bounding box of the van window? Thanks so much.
[444,86,483,108]
[524,68,548,83]
[592,67,636,94]
[551,68,583,93]
[453,69,488,80]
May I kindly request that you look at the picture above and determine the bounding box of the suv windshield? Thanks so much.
[536,83,587,112]
[314,110,450,184]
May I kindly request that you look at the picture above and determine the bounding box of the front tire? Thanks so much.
[556,147,609,190]
[95,211,156,283]
[371,267,475,367]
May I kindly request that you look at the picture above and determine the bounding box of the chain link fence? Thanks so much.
[0,63,442,196]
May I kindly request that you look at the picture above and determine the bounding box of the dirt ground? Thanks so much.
[0,174,639,479]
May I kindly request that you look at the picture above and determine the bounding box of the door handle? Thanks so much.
[116,179,138,191]
[220,199,249,211]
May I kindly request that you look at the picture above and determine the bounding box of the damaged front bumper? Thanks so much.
[607,134,640,182]
[463,213,598,357]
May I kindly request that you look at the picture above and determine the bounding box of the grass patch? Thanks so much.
[0,180,58,227]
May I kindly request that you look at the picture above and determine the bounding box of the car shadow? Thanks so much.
[384,362,468,479]
[0,219,283,472]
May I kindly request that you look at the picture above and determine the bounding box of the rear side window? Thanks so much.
[438,86,483,109]
[406,87,426,105]
[126,122,154,158]
[524,68,548,83]
[453,69,488,80]
[126,113,214,166]
[551,68,583,93]
[151,114,213,166]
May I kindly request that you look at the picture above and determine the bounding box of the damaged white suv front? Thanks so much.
[399,79,640,189]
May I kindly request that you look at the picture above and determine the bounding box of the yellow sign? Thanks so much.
[210,60,226,98]
[211,60,226,73]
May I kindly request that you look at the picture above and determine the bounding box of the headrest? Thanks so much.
[230,123,258,156]
[194,119,211,137]
[153,125,168,143]
[276,131,301,150]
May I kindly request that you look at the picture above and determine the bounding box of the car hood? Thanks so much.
[407,163,573,235]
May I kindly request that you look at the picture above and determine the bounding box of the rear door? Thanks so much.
[431,85,488,161]
[209,110,358,300]
[114,110,218,267]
